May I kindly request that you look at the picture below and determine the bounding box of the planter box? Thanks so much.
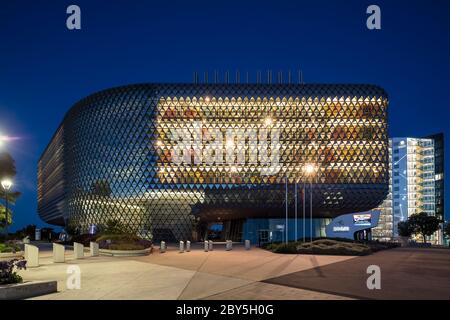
[0,281,57,300]
[99,247,152,257]
[0,251,24,261]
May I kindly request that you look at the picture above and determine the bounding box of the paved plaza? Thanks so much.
[266,247,450,300]
[16,243,450,300]
[19,243,353,300]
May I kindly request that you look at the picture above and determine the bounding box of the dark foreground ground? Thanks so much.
[264,247,450,299]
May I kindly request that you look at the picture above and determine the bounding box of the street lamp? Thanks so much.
[1,179,13,235]
[303,164,317,243]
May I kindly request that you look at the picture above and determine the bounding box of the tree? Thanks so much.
[0,206,12,229]
[444,222,450,240]
[13,225,36,239]
[408,212,441,243]
[100,219,127,235]
[0,152,21,231]
[0,152,16,179]
[398,220,413,238]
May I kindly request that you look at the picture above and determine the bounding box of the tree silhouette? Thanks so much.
[0,152,16,179]
[0,152,20,229]
[408,212,441,243]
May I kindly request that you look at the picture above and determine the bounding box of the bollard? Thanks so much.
[204,241,209,252]
[53,243,65,263]
[74,242,84,259]
[24,244,39,268]
[160,241,166,253]
[245,240,251,250]
[208,240,213,251]
[179,241,185,253]
[186,240,191,252]
[226,240,232,251]
[90,242,99,257]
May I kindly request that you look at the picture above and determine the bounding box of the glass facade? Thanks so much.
[373,135,444,244]
[243,218,330,244]
[38,84,389,242]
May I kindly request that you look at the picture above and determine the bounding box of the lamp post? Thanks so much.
[285,176,288,244]
[1,179,13,235]
[304,164,316,243]
[302,182,306,242]
[294,182,297,242]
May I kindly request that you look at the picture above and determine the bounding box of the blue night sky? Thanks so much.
[0,0,449,231]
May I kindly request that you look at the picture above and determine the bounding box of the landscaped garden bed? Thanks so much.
[0,242,21,254]
[61,219,153,256]
[263,238,400,256]
[0,242,24,260]
[1,258,57,300]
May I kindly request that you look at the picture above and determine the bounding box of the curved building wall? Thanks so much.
[38,84,389,241]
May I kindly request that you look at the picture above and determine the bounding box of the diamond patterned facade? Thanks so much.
[38,84,389,241]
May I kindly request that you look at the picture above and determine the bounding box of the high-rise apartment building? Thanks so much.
[373,135,445,244]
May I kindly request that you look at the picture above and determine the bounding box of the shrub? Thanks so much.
[11,225,36,240]
[296,241,372,256]
[96,233,140,242]
[69,234,99,247]
[100,219,128,235]
[96,233,152,251]
[0,242,21,253]
[0,259,27,285]
[108,243,146,251]
[270,243,298,254]
[265,239,373,256]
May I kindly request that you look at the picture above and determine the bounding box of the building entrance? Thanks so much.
[258,229,270,246]
[354,229,372,241]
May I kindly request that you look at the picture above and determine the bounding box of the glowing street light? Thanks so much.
[1,179,12,191]
[304,163,316,175]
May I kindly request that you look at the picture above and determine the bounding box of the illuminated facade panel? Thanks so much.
[38,84,389,241]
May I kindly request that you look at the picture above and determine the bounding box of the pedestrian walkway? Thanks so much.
[19,243,353,300]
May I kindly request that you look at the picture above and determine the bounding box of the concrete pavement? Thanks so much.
[18,243,353,300]
[265,247,450,300]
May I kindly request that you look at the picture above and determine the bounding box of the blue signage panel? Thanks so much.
[325,210,380,239]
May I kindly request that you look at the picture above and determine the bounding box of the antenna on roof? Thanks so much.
[298,69,304,85]
[193,72,199,84]
[267,70,272,84]
[288,70,292,84]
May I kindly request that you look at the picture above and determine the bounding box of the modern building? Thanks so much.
[373,134,445,244]
[38,83,389,242]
